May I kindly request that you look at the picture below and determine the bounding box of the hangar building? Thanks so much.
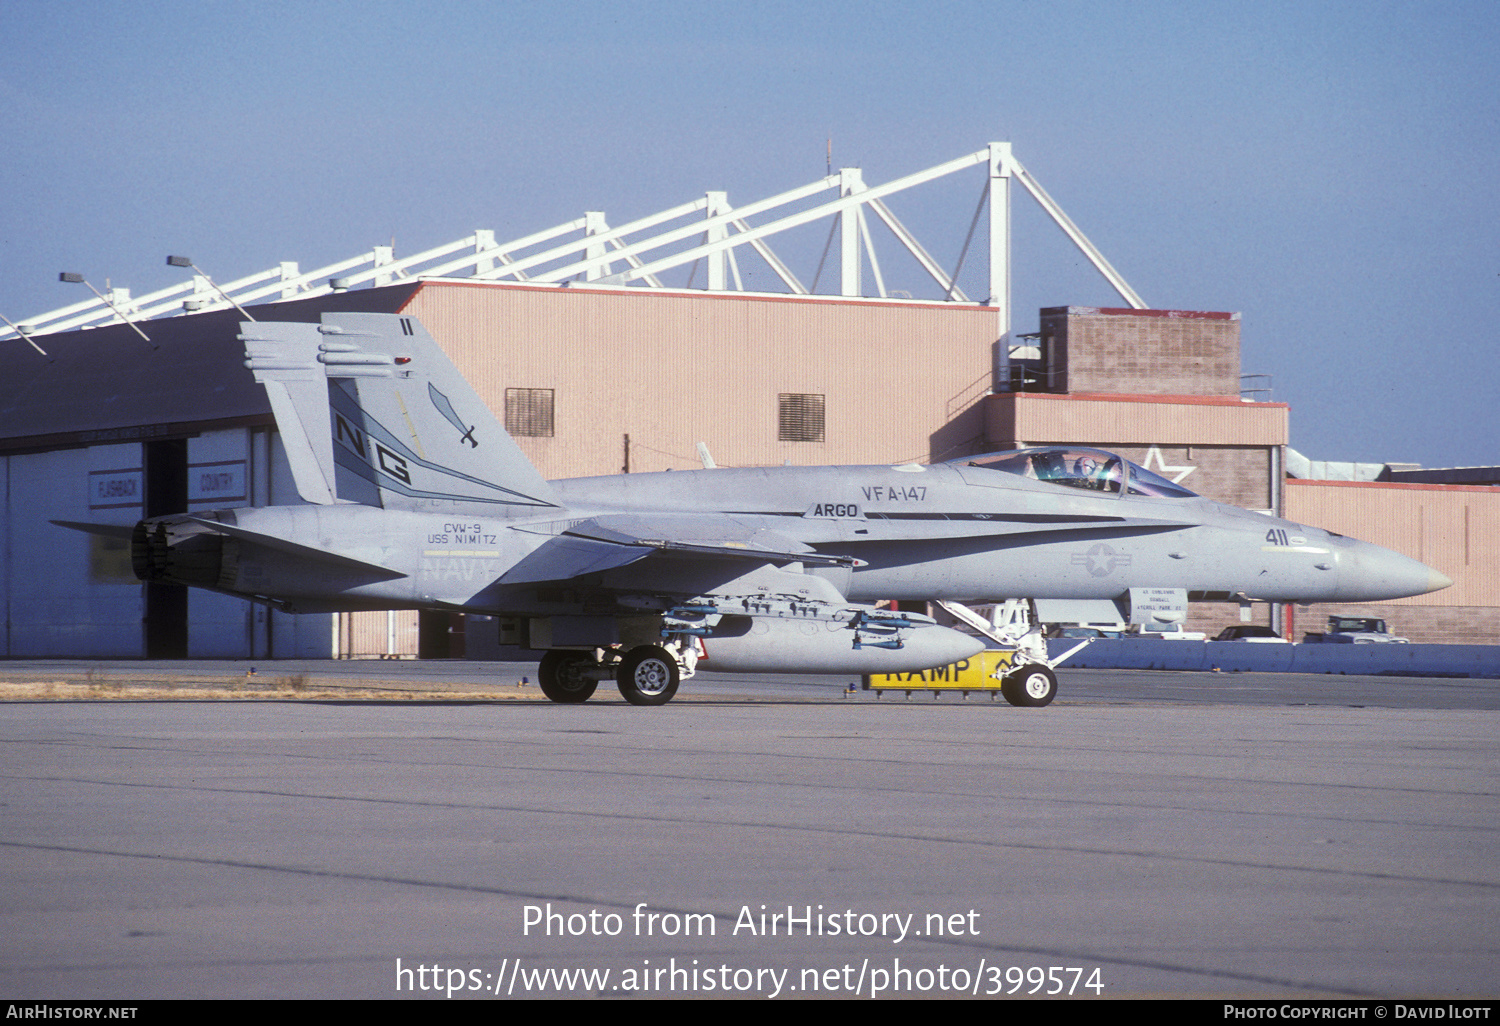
[2,144,1494,656]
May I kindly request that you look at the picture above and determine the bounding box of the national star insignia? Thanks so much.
[1141,445,1197,485]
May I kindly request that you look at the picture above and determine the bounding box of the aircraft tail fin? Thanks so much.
[242,313,558,514]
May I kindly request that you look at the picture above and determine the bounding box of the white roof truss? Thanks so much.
[4,143,1144,347]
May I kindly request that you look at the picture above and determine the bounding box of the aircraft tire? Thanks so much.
[538,650,599,703]
[616,645,680,706]
[1002,663,1057,707]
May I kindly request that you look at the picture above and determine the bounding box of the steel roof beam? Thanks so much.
[866,196,969,302]
[472,197,713,283]
[1004,153,1146,310]
[732,219,807,294]
[3,142,1148,341]
[582,150,996,287]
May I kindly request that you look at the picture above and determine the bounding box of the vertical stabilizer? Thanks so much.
[241,321,339,504]
[242,313,559,514]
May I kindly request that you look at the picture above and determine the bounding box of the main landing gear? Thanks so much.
[536,642,690,706]
[615,645,679,706]
[536,650,599,704]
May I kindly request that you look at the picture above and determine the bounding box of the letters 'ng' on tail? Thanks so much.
[242,312,558,514]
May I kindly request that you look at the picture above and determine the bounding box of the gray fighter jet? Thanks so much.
[103,312,1450,705]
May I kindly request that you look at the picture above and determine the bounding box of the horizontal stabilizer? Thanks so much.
[181,516,407,579]
[51,520,136,540]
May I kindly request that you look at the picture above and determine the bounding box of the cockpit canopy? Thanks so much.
[952,446,1199,498]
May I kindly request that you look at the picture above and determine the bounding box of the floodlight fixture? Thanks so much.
[0,311,48,357]
[58,272,154,348]
[165,255,257,322]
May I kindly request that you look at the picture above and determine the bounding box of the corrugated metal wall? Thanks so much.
[988,392,1289,447]
[1287,480,1500,608]
[407,282,1002,477]
[335,610,420,659]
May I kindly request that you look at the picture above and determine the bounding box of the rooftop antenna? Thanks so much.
[58,273,155,348]
[0,311,48,357]
[827,136,832,177]
[166,255,257,322]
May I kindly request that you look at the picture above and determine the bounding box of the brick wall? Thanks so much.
[1040,306,1241,396]
[1183,603,1500,646]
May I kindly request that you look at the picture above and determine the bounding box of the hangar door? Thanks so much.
[144,438,188,658]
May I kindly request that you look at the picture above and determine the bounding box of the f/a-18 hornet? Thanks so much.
[110,312,1450,705]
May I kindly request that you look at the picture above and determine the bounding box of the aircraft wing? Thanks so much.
[497,532,656,585]
[497,514,859,596]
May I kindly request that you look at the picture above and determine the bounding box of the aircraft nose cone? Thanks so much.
[1424,568,1454,594]
[1338,540,1451,601]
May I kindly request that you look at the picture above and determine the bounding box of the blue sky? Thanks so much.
[2,0,1496,468]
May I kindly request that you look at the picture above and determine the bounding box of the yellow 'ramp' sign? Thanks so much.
[863,649,1018,691]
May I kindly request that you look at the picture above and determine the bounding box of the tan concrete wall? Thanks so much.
[406,281,1000,478]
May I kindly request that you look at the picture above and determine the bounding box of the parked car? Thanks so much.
[1302,616,1410,644]
[1046,625,1123,639]
[1125,624,1207,641]
[1214,625,1291,643]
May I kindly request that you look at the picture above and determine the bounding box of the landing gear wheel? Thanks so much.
[1002,663,1057,707]
[538,651,599,704]
[616,645,680,706]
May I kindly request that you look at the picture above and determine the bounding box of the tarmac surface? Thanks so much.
[1,660,1496,1000]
